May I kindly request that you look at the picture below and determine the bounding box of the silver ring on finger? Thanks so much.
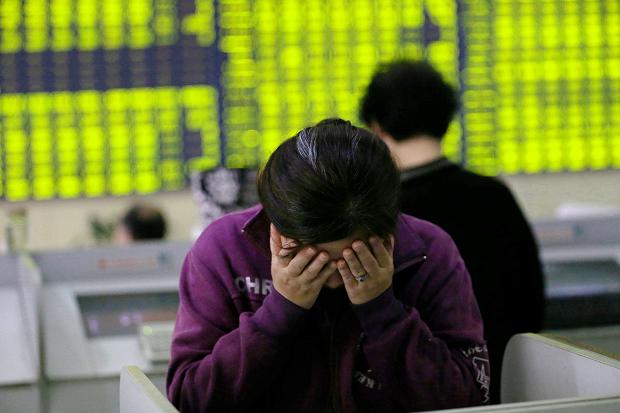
[354,272,368,282]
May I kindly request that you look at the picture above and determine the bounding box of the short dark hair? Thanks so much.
[257,118,400,244]
[359,60,458,140]
[121,204,167,240]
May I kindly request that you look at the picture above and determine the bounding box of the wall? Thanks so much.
[503,170,620,219]
[1,170,619,252]
[0,190,199,252]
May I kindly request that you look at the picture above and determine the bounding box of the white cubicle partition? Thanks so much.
[33,241,190,413]
[435,396,620,413]
[120,366,178,413]
[429,333,620,413]
[0,254,42,413]
[501,334,620,403]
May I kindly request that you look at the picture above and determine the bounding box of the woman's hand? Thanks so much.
[337,235,395,305]
[270,224,335,309]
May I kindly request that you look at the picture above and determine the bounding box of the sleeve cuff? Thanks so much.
[351,287,408,340]
[251,288,310,338]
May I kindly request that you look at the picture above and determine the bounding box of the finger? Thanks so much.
[281,234,300,250]
[278,246,298,258]
[269,224,282,258]
[351,240,380,275]
[312,260,337,287]
[270,224,295,265]
[288,246,317,275]
[275,230,300,258]
[300,251,331,281]
[337,259,358,290]
[369,236,391,268]
[343,247,366,278]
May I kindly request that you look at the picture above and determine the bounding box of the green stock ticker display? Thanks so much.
[0,0,619,201]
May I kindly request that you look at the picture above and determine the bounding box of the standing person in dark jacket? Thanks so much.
[167,119,490,412]
[359,60,545,403]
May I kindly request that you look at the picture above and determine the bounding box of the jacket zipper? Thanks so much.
[394,254,427,274]
[325,255,427,412]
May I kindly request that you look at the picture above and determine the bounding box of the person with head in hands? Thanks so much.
[167,118,490,413]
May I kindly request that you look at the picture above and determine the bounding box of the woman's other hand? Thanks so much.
[337,235,395,305]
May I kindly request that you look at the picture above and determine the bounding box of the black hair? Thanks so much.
[121,204,167,240]
[359,59,458,140]
[257,118,400,244]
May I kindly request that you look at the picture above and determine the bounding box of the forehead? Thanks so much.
[313,232,367,258]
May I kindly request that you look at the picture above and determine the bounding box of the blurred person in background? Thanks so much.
[114,203,167,244]
[360,59,545,404]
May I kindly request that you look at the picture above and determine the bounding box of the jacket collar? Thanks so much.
[400,156,455,181]
[392,214,427,272]
[242,206,427,271]
[241,205,272,257]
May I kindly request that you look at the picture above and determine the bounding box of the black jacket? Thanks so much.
[398,157,545,404]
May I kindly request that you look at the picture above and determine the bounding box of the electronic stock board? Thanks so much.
[0,0,618,201]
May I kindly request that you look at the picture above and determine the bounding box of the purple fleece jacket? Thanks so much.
[167,205,490,413]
